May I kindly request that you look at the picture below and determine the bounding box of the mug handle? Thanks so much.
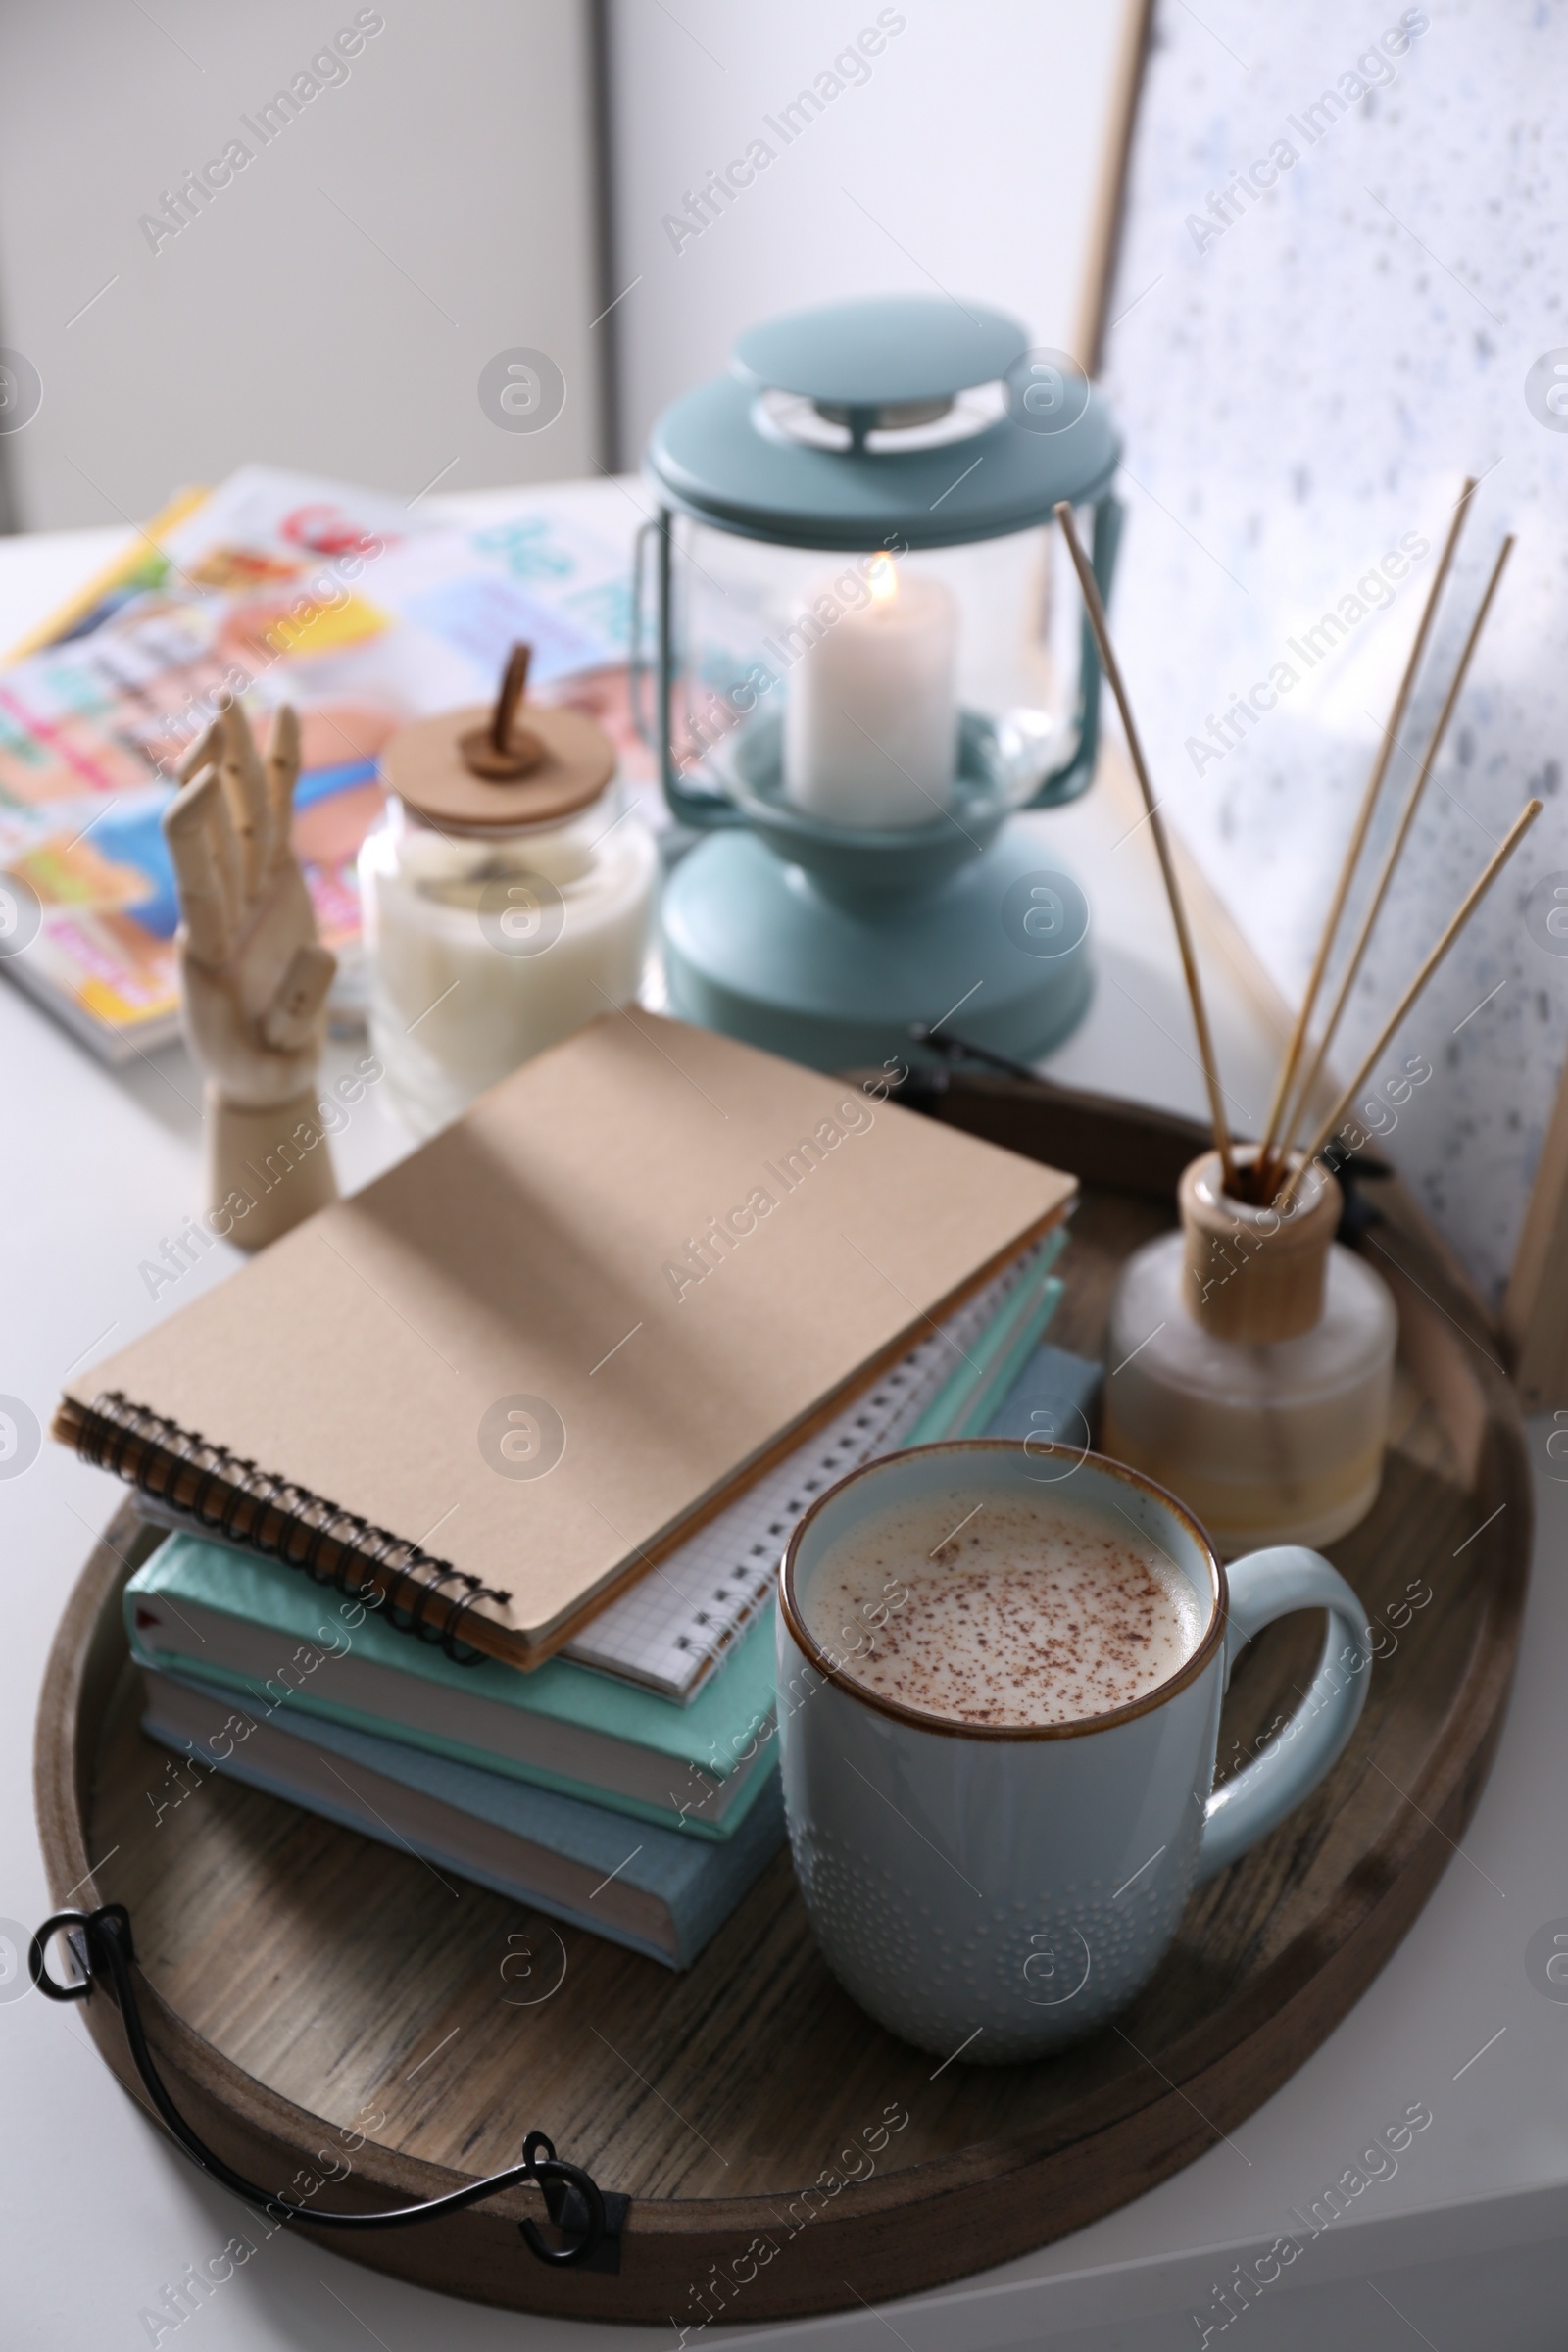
[1197,1546,1372,1884]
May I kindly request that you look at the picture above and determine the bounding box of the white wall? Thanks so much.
[0,2,1138,528]
[0,0,606,529]
[602,0,1133,465]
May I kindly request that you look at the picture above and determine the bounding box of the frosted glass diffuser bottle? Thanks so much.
[1103,1147,1397,1558]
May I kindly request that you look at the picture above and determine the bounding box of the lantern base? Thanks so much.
[660,821,1092,1074]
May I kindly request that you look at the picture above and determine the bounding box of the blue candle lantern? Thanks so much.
[635,294,1122,1071]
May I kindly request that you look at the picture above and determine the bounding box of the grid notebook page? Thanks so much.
[564,1244,1044,1700]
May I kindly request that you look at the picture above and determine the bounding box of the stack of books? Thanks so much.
[126,1535,786,1970]
[62,1017,1087,1968]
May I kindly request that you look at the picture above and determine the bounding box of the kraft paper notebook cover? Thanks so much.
[56,1011,1074,1667]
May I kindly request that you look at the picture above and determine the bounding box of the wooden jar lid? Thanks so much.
[380,643,615,831]
[1179,1146,1341,1345]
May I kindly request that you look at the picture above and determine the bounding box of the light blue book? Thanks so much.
[140,1665,783,1971]
[126,1534,776,1840]
[982,1340,1102,1447]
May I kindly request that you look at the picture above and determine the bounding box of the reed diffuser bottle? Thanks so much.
[1052,492,1537,1559]
[1102,1147,1397,1558]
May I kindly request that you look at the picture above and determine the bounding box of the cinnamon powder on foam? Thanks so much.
[803,1493,1204,1729]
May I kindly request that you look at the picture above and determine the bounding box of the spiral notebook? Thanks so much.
[55,1012,1073,1670]
[561,1239,1054,1696]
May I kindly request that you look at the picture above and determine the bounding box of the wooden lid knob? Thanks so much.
[1178,1147,1341,1344]
[381,642,615,830]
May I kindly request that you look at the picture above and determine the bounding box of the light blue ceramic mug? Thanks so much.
[776,1441,1371,2062]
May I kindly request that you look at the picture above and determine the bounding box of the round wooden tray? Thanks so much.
[35,1075,1531,2325]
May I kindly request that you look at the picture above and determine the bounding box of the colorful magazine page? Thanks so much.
[7,488,213,659]
[0,467,652,1059]
[369,505,629,685]
[8,466,425,662]
[152,463,421,593]
[367,501,659,793]
[0,580,412,1056]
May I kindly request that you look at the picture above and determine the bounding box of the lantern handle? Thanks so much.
[1023,490,1122,810]
[628,519,659,752]
[643,509,749,833]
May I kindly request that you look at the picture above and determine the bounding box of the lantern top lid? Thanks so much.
[731,295,1027,410]
[644,294,1119,553]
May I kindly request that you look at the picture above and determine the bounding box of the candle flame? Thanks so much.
[866,552,899,607]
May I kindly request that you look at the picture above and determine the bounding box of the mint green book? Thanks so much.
[126,1534,776,1840]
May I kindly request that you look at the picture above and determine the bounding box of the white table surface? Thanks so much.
[3,493,1566,2352]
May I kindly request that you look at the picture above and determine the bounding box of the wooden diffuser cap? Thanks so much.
[381,643,615,831]
[1179,1146,1342,1345]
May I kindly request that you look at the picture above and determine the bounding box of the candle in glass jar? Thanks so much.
[360,792,656,1137]
[366,679,655,1136]
[783,554,958,829]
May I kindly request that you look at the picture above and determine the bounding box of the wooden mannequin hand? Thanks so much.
[162,704,336,1108]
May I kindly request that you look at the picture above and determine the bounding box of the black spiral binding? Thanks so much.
[29,1905,624,2271]
[76,1392,510,1666]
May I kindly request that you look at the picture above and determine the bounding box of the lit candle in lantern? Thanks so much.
[782,553,958,830]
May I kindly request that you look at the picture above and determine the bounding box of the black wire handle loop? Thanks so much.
[517,2131,609,2268]
[28,1907,609,2268]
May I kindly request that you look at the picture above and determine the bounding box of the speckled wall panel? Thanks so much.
[1099,0,1568,1304]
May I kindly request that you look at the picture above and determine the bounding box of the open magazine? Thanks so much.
[0,466,651,1060]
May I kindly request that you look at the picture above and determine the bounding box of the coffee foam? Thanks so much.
[802,1488,1205,1729]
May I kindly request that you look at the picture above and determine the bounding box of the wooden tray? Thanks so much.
[35,1075,1531,2325]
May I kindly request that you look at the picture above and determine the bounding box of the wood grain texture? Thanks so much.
[34,1081,1531,2324]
